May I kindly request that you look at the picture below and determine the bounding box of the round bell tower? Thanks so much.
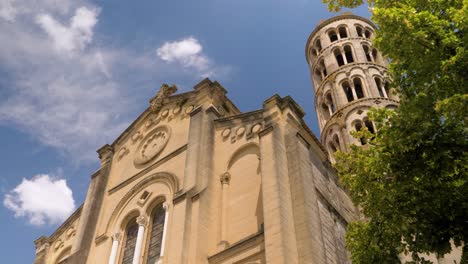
[305,13,399,160]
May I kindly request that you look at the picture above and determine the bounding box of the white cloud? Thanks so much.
[36,6,99,52]
[0,0,75,22]
[0,2,230,164]
[157,37,213,75]
[3,174,75,226]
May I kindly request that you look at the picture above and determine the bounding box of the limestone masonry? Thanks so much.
[32,13,416,264]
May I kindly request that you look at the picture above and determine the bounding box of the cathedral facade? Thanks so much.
[34,14,397,264]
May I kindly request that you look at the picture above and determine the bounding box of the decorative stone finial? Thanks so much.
[150,84,178,113]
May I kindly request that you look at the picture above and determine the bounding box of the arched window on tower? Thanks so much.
[384,81,391,98]
[354,121,366,145]
[372,48,378,63]
[319,60,327,78]
[344,45,354,63]
[356,25,363,37]
[365,29,372,39]
[315,38,322,52]
[364,119,375,134]
[353,78,365,99]
[363,44,372,62]
[333,135,341,151]
[326,93,336,113]
[321,102,331,121]
[121,218,139,264]
[334,48,345,66]
[315,69,323,83]
[342,81,354,102]
[146,203,166,264]
[338,26,348,39]
[374,78,386,98]
[328,142,338,153]
[329,30,338,42]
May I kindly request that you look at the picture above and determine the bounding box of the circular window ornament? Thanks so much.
[134,126,170,165]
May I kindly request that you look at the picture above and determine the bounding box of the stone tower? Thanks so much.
[305,13,399,160]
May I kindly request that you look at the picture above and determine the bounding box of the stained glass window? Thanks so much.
[146,205,165,264]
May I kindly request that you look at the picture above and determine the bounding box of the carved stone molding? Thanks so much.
[117,147,130,161]
[134,126,170,165]
[221,123,263,143]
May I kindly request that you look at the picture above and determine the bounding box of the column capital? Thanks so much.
[111,232,122,242]
[162,202,170,211]
[136,215,148,227]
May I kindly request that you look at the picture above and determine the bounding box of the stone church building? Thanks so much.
[33,14,401,264]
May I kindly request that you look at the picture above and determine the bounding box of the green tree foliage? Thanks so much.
[322,0,468,263]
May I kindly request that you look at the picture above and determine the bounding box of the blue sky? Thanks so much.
[0,0,369,262]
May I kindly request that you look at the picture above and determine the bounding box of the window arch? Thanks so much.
[329,30,338,42]
[315,38,322,52]
[321,102,331,121]
[321,92,335,121]
[344,45,354,63]
[338,26,348,38]
[353,78,365,99]
[310,47,318,61]
[121,218,139,264]
[326,93,335,113]
[355,25,364,37]
[363,44,372,62]
[328,134,341,154]
[354,121,366,145]
[342,81,354,102]
[314,59,328,84]
[146,203,166,264]
[372,48,378,63]
[315,69,323,83]
[364,118,375,134]
[364,29,372,39]
[334,48,345,66]
[374,77,391,98]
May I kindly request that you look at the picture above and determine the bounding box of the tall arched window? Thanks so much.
[372,48,378,63]
[365,29,372,39]
[338,26,348,38]
[319,60,327,77]
[326,93,336,113]
[329,30,338,42]
[354,121,366,145]
[121,219,139,264]
[146,204,166,264]
[315,69,323,83]
[334,49,345,66]
[374,78,386,98]
[356,25,363,37]
[353,78,364,99]
[322,102,331,120]
[315,38,322,52]
[364,119,375,134]
[363,44,372,62]
[342,81,354,102]
[310,47,318,60]
[333,135,341,150]
[344,45,354,63]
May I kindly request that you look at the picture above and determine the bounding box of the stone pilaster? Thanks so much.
[258,123,299,264]
[68,144,114,263]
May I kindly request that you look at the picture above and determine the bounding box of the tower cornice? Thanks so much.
[305,13,376,64]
